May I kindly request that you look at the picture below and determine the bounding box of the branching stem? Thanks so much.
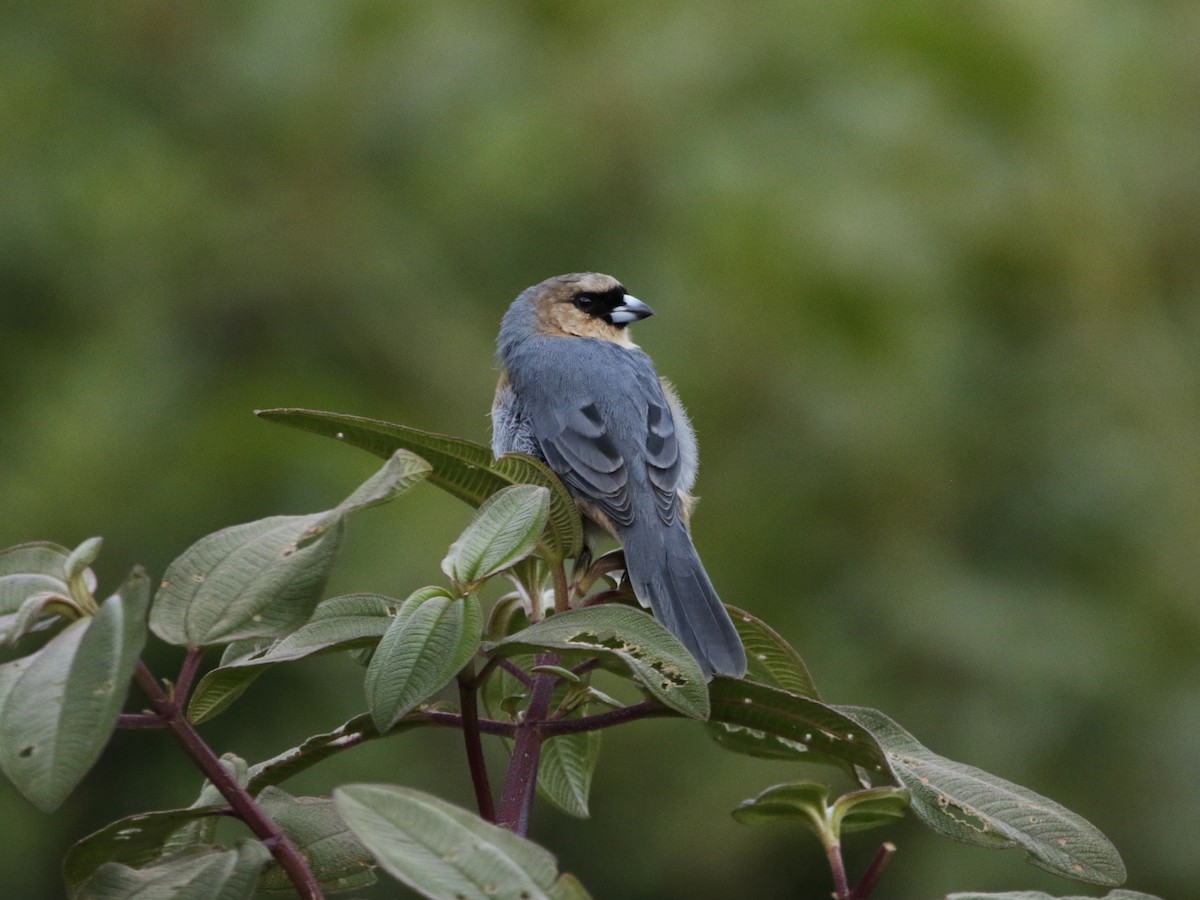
[496,653,559,835]
[132,661,323,899]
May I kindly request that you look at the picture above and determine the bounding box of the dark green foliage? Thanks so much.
[0,425,1157,899]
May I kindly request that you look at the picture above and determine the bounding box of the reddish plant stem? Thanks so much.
[496,653,559,835]
[132,661,323,900]
[849,842,896,899]
[173,645,203,705]
[457,664,496,822]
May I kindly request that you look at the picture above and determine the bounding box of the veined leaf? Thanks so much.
[488,606,709,719]
[537,729,601,819]
[73,841,270,900]
[442,485,550,585]
[255,408,582,562]
[256,787,376,894]
[364,588,482,731]
[708,679,888,772]
[64,805,226,897]
[840,705,1127,886]
[0,541,98,643]
[0,569,149,812]
[335,783,588,900]
[726,605,819,699]
[187,592,397,724]
[150,450,428,646]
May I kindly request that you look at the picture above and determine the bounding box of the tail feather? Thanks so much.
[625,526,747,679]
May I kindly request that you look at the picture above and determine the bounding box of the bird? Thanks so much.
[491,272,747,679]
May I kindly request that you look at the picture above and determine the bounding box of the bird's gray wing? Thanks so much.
[534,395,635,528]
[525,348,683,531]
[635,365,684,527]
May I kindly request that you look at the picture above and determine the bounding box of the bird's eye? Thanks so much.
[572,293,597,312]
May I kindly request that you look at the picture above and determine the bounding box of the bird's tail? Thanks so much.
[623,524,747,679]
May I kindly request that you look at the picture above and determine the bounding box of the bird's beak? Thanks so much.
[607,295,655,325]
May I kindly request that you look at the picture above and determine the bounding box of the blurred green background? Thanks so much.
[2,2,1197,897]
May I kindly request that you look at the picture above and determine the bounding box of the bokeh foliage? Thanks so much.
[1,2,1197,897]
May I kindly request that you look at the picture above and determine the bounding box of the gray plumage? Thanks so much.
[491,273,747,679]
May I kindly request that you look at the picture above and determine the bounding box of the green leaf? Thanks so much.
[364,588,483,731]
[840,705,1127,886]
[442,485,550,585]
[255,787,376,894]
[537,729,601,819]
[831,785,911,834]
[73,841,271,900]
[150,450,428,646]
[726,605,820,699]
[707,679,889,772]
[733,782,909,847]
[488,606,710,719]
[0,541,94,642]
[187,592,397,723]
[64,805,226,897]
[732,781,833,838]
[255,408,583,562]
[334,783,576,900]
[0,541,77,612]
[0,569,149,811]
[944,893,1162,900]
[548,872,595,900]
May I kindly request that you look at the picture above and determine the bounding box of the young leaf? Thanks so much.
[364,588,483,731]
[725,605,820,699]
[0,569,150,812]
[488,606,710,719]
[944,893,1162,900]
[732,782,833,839]
[255,787,376,894]
[0,541,93,642]
[334,783,589,900]
[831,785,911,834]
[64,805,226,897]
[442,484,550,585]
[537,729,602,819]
[186,592,397,724]
[839,705,1127,886]
[73,841,271,900]
[150,450,428,646]
[255,408,583,562]
[707,678,889,772]
[0,541,76,612]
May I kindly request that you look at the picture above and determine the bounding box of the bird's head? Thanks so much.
[524,273,654,345]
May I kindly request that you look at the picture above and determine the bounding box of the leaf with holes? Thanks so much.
[256,408,583,562]
[150,450,428,646]
[488,606,709,719]
[0,569,149,812]
[840,706,1127,886]
[725,605,819,699]
[708,679,888,772]
[334,783,590,900]
[64,805,227,897]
